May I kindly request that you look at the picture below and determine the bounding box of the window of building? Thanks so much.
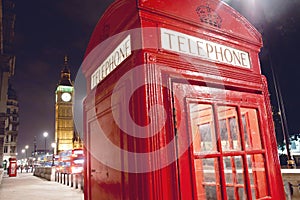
[11,135,15,142]
[12,125,17,131]
[3,146,8,153]
[291,141,297,150]
[10,146,16,153]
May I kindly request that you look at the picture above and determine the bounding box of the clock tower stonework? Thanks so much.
[55,57,81,153]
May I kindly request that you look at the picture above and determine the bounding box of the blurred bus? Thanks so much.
[71,148,84,174]
[56,148,84,174]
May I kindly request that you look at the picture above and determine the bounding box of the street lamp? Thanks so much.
[21,149,25,157]
[25,145,29,159]
[51,142,56,166]
[33,136,37,157]
[21,149,25,166]
[43,132,48,155]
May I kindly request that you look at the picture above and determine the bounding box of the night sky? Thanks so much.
[13,0,113,154]
[11,0,300,155]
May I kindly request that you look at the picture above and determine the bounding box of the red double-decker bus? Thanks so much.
[71,148,84,174]
[56,148,84,174]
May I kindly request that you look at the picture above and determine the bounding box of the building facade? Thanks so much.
[3,83,18,162]
[55,57,82,154]
[0,0,16,167]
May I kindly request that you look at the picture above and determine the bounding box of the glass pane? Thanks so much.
[241,108,262,150]
[223,156,244,184]
[247,155,254,185]
[226,187,235,200]
[217,106,241,151]
[238,188,247,200]
[223,156,245,200]
[189,103,217,153]
[226,187,247,200]
[247,154,269,199]
[205,186,218,200]
[251,188,256,200]
[194,158,221,200]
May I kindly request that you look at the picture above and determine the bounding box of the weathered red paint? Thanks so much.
[83,0,285,199]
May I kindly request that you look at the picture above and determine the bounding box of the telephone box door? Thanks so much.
[173,82,284,200]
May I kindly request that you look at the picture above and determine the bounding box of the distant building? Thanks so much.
[3,83,19,162]
[278,135,300,166]
[0,0,16,167]
[54,56,82,154]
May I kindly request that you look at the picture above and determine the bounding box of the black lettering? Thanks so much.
[214,46,224,61]
[109,56,114,70]
[114,51,120,67]
[119,47,125,59]
[101,65,105,79]
[206,43,214,58]
[232,51,242,66]
[178,36,186,52]
[164,32,175,49]
[241,52,248,67]
[224,48,233,63]
[196,41,205,56]
[187,38,196,54]
[125,39,131,56]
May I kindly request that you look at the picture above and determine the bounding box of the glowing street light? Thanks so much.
[51,142,56,150]
[25,145,29,158]
[21,149,25,160]
[43,132,48,155]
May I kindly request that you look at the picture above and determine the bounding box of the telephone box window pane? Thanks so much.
[223,156,245,199]
[217,106,241,151]
[241,108,262,150]
[247,154,269,198]
[238,188,247,200]
[226,187,235,200]
[223,156,244,184]
[189,103,217,153]
[194,158,221,200]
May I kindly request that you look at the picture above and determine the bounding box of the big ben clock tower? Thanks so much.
[55,56,76,153]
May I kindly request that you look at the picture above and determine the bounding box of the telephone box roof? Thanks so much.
[85,0,262,57]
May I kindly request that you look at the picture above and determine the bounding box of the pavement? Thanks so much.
[0,172,84,200]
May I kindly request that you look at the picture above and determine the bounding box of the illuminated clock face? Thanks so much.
[61,92,71,102]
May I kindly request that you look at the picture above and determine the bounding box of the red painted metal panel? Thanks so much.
[137,0,262,45]
[82,0,285,199]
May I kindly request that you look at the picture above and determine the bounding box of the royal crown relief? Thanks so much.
[196,3,222,28]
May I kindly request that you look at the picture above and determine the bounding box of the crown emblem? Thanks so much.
[196,4,222,28]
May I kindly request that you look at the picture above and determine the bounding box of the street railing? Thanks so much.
[33,167,84,191]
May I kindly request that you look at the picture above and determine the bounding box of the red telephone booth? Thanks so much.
[83,0,285,199]
[8,157,17,177]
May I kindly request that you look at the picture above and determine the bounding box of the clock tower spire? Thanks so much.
[55,56,75,154]
[59,55,72,86]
